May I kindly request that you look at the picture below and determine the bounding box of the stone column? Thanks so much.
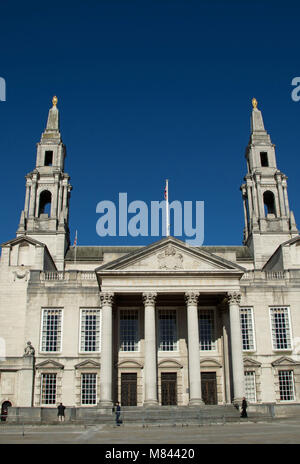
[228,292,245,404]
[24,184,30,217]
[142,292,158,406]
[185,291,203,405]
[99,292,114,406]
[29,181,36,217]
[276,174,286,216]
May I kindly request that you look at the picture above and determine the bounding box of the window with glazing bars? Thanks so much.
[81,373,97,405]
[240,308,255,351]
[41,373,57,404]
[80,309,100,352]
[198,309,216,350]
[158,310,177,351]
[120,310,139,351]
[279,370,294,401]
[244,371,256,403]
[270,307,292,350]
[41,309,62,352]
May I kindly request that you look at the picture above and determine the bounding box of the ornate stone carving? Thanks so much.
[100,292,114,306]
[157,245,183,270]
[24,341,35,357]
[142,292,157,306]
[185,291,200,305]
[227,292,241,305]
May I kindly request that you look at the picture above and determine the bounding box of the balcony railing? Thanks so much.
[40,271,97,282]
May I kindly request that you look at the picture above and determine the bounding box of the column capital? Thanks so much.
[142,292,157,306]
[100,291,114,306]
[227,291,241,305]
[185,291,200,306]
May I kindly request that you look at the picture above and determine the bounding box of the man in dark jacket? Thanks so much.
[57,403,66,422]
[115,402,121,426]
[241,397,248,418]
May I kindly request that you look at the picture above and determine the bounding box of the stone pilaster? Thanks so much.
[99,291,114,407]
[185,291,203,405]
[142,292,158,406]
[228,292,245,405]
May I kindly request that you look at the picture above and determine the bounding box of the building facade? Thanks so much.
[1,97,300,411]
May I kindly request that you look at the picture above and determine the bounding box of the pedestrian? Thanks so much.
[241,397,248,418]
[1,405,8,422]
[57,402,66,422]
[115,401,121,426]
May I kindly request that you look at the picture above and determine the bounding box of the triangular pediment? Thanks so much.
[1,235,46,248]
[243,357,262,368]
[271,356,300,367]
[35,359,64,369]
[96,237,245,274]
[75,360,100,369]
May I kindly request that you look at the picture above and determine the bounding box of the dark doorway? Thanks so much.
[201,372,217,405]
[121,373,137,406]
[161,372,177,405]
[1,401,12,422]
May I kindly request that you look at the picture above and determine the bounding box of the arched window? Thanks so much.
[39,190,52,217]
[263,191,276,216]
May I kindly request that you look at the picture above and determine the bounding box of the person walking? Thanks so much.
[115,401,121,426]
[57,402,66,422]
[241,397,248,418]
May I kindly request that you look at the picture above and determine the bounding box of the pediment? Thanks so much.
[243,357,261,368]
[117,359,144,368]
[1,235,46,248]
[35,359,64,369]
[96,237,245,274]
[75,360,100,369]
[158,359,183,369]
[271,356,300,367]
[200,358,222,368]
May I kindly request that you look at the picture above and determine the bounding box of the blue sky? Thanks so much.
[0,0,300,247]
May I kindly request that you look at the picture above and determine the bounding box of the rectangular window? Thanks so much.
[198,309,216,351]
[119,309,139,352]
[240,308,255,351]
[80,309,101,352]
[45,150,53,166]
[41,309,62,352]
[279,370,295,401]
[81,373,97,405]
[270,307,292,350]
[158,310,177,351]
[244,371,256,403]
[41,373,56,405]
[260,151,269,167]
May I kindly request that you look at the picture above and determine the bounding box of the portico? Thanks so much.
[96,237,246,407]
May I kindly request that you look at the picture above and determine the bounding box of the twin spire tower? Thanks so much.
[15,96,298,271]
[17,97,72,271]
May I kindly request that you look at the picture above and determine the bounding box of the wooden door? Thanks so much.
[201,372,217,405]
[121,373,137,406]
[161,372,177,405]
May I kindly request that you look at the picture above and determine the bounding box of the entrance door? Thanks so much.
[121,373,137,406]
[201,372,217,405]
[161,372,177,405]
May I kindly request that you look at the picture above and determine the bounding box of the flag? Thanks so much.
[164,180,168,200]
[73,230,77,247]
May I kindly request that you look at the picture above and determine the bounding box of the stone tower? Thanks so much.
[17,97,72,270]
[240,98,298,268]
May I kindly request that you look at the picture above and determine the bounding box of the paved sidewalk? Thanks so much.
[0,418,300,444]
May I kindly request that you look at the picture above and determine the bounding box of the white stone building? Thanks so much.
[1,97,300,414]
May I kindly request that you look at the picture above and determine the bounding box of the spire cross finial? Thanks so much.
[52,95,58,107]
[252,97,258,109]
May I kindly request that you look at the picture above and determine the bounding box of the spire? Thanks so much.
[249,98,271,145]
[41,96,61,142]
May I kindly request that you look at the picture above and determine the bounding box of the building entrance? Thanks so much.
[121,373,137,406]
[161,372,177,405]
[201,372,217,404]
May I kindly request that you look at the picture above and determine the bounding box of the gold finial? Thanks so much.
[252,97,258,109]
[52,95,58,107]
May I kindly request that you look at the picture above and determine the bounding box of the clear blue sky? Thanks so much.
[1,0,300,247]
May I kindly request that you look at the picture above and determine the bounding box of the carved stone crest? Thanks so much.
[24,341,35,357]
[157,245,183,270]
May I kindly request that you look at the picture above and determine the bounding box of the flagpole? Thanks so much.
[166,179,170,237]
[74,230,77,265]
